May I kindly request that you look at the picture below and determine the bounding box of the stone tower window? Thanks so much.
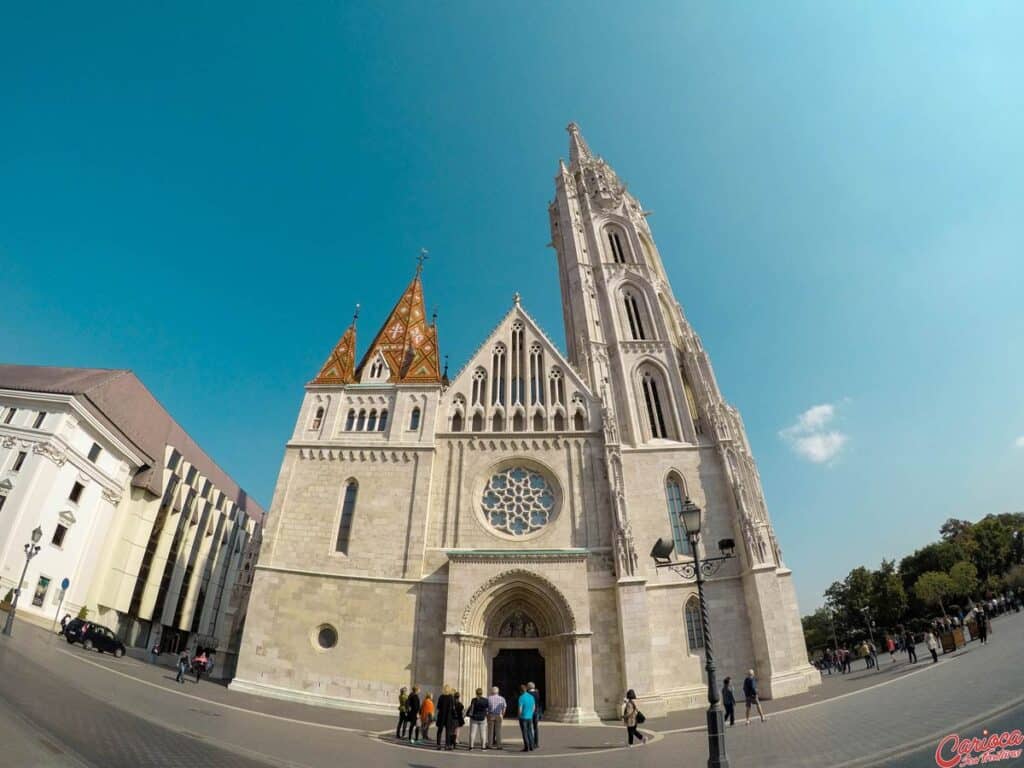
[606,226,628,263]
[665,474,691,555]
[529,344,544,405]
[356,409,367,431]
[548,368,565,407]
[481,466,556,537]
[345,409,356,431]
[409,407,421,431]
[471,411,484,432]
[335,481,358,554]
[553,411,565,431]
[311,407,325,431]
[491,344,507,406]
[367,409,378,431]
[641,370,670,439]
[452,411,464,432]
[685,597,704,651]
[378,409,388,431]
[472,368,488,407]
[511,323,525,406]
[623,291,647,340]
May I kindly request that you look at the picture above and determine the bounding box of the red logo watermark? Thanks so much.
[935,729,1024,767]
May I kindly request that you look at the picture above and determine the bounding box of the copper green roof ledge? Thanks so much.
[444,549,590,557]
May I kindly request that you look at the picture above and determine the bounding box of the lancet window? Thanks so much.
[666,474,691,555]
[335,480,358,554]
[548,368,565,407]
[641,369,671,440]
[529,343,544,405]
[310,407,325,431]
[510,322,525,406]
[606,225,628,263]
[685,597,704,651]
[491,344,506,406]
[623,290,648,341]
[471,368,487,407]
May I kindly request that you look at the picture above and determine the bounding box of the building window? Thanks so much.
[532,412,544,432]
[12,451,27,472]
[409,407,421,431]
[311,407,325,430]
[32,576,51,608]
[471,412,484,432]
[553,411,565,431]
[452,412,464,432]
[87,443,102,463]
[51,524,68,548]
[642,371,670,439]
[491,344,506,406]
[607,228,628,263]
[32,412,47,429]
[369,356,387,379]
[377,409,388,431]
[367,409,378,431]
[3,408,16,424]
[356,409,367,431]
[68,482,85,504]
[492,412,505,432]
[317,624,338,649]
[472,369,487,407]
[623,292,648,340]
[481,466,557,536]
[666,476,691,555]
[685,597,705,651]
[335,481,358,554]
[345,409,356,431]
[529,344,544,405]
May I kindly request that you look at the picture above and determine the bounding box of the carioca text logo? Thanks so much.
[935,729,1024,767]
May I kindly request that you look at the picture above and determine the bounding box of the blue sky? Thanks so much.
[2,2,1022,612]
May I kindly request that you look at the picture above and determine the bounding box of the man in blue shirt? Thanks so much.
[517,684,536,751]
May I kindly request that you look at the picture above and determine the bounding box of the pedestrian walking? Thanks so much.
[405,686,421,743]
[722,677,736,726]
[175,649,190,684]
[397,686,409,739]
[150,642,160,665]
[467,688,489,751]
[924,630,939,663]
[60,614,71,635]
[193,649,208,683]
[518,684,536,751]
[435,685,453,750]
[743,670,766,724]
[527,681,542,748]
[451,691,465,749]
[886,635,896,663]
[622,689,646,745]
[977,611,988,644]
[419,692,435,743]
[904,631,917,663]
[486,685,506,749]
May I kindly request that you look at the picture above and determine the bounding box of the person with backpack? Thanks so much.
[467,688,489,751]
[517,684,536,751]
[451,691,465,749]
[419,692,435,744]
[743,670,766,724]
[622,688,645,745]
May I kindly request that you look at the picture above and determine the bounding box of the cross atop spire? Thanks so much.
[416,248,429,275]
[567,122,592,167]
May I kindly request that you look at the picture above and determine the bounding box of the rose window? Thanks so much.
[481,466,556,536]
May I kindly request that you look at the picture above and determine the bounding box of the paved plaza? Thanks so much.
[1,611,1023,767]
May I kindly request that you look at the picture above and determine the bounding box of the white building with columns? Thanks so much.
[233,125,819,720]
[0,366,263,673]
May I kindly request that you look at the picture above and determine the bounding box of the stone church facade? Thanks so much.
[231,125,819,720]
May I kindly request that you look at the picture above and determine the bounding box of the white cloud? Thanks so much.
[1015,436,1024,448]
[780,403,848,464]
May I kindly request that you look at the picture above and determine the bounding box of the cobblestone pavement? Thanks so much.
[1,610,1022,767]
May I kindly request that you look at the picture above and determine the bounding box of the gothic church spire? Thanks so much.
[355,267,442,384]
[567,122,592,167]
[311,306,359,384]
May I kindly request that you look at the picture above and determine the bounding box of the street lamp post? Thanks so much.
[651,498,735,768]
[2,525,44,637]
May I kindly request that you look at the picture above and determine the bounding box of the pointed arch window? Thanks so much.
[344,409,356,431]
[512,411,525,432]
[666,475,691,555]
[367,409,378,432]
[685,597,704,651]
[409,407,421,431]
[452,411,464,432]
[368,355,388,380]
[623,291,648,340]
[356,409,367,431]
[529,344,544,405]
[335,481,358,554]
[532,412,544,432]
[510,323,525,406]
[311,407,325,431]
[641,370,670,439]
[472,368,487,407]
[471,411,484,432]
[606,226,628,263]
[491,344,506,406]
[492,412,505,432]
[377,409,388,431]
[573,410,585,431]
[548,368,565,407]
[683,377,702,436]
[553,411,565,431]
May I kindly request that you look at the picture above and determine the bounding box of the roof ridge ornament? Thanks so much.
[416,247,429,276]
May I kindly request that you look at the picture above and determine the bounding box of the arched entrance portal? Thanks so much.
[447,569,596,723]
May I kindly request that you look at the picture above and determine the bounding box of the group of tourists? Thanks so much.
[720,671,767,728]
[397,682,542,751]
[172,646,215,684]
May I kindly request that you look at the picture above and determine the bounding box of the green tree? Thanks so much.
[915,571,953,617]
[870,560,908,627]
[940,518,973,542]
[971,517,1013,580]
[801,608,836,655]
[899,541,963,593]
[1005,564,1024,591]
[949,561,978,600]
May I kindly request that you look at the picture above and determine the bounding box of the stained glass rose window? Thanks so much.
[481,466,556,536]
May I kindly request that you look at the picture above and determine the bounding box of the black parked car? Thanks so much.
[63,619,126,657]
